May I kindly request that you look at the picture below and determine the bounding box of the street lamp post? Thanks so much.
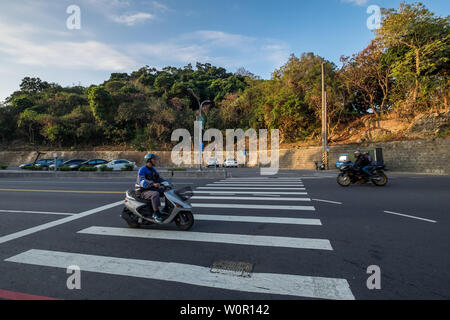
[188,88,211,171]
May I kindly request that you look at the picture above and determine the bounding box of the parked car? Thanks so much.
[71,159,108,170]
[96,159,137,171]
[19,159,53,169]
[336,153,349,169]
[223,158,238,168]
[37,158,68,170]
[49,159,87,170]
[206,157,219,168]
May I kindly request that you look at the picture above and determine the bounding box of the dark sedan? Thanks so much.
[70,159,108,170]
[19,159,53,169]
[48,159,87,171]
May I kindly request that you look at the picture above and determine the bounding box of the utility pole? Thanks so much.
[321,63,329,169]
[188,88,211,171]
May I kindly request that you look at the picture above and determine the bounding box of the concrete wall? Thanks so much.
[1,138,449,174]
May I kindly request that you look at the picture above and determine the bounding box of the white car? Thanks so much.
[206,157,219,168]
[96,159,137,171]
[223,158,238,168]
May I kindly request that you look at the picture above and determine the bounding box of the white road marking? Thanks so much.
[192,203,315,211]
[0,201,123,245]
[5,249,354,300]
[192,196,311,202]
[77,227,330,250]
[383,211,437,223]
[312,199,343,205]
[210,184,304,187]
[198,187,306,190]
[0,209,75,216]
[195,214,322,226]
[194,191,308,195]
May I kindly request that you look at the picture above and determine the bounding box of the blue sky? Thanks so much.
[0,0,448,101]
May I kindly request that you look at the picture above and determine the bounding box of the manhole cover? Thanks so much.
[210,260,253,278]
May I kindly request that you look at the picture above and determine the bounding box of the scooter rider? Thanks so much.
[135,153,165,223]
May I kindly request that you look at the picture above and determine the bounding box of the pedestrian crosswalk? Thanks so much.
[4,175,355,300]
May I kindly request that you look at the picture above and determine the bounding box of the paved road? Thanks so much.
[0,169,448,300]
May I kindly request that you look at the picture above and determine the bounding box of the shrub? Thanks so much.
[98,165,113,172]
[24,165,43,171]
[79,166,98,172]
[0,164,7,170]
[121,164,134,171]
[57,166,71,171]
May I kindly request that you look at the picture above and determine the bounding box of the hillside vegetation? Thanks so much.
[0,2,448,151]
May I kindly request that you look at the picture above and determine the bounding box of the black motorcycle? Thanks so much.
[337,161,388,187]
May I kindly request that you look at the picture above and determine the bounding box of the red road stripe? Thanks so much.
[0,289,62,300]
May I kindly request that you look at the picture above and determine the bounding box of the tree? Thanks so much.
[376,2,450,111]
[20,77,50,93]
[88,86,115,124]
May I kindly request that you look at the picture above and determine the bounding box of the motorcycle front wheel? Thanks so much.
[175,211,194,231]
[337,173,351,187]
[371,172,388,186]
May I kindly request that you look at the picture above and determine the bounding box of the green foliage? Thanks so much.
[98,165,113,172]
[57,166,71,171]
[121,164,134,171]
[23,165,43,171]
[0,164,8,170]
[79,166,98,172]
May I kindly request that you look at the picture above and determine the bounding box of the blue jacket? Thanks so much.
[135,166,164,190]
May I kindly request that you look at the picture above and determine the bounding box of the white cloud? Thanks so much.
[0,21,137,71]
[342,0,370,6]
[110,12,155,25]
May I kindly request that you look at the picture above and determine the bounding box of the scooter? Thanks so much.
[121,181,195,230]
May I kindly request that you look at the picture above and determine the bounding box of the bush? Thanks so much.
[24,165,43,171]
[98,165,113,172]
[0,164,7,170]
[79,166,98,172]
[121,164,134,171]
[57,166,71,171]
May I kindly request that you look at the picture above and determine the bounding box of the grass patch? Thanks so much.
[0,164,8,170]
[24,165,43,171]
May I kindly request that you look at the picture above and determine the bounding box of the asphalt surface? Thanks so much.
[0,168,448,300]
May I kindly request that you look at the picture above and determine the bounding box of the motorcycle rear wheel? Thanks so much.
[337,173,351,187]
[175,211,194,231]
[371,172,388,187]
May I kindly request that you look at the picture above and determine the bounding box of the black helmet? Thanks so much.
[144,153,159,163]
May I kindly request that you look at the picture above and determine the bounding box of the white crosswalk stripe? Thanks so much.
[198,187,306,190]
[192,203,316,211]
[78,226,331,250]
[5,249,354,300]
[192,196,311,202]
[194,191,308,195]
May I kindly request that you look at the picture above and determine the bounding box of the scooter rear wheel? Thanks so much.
[175,211,194,231]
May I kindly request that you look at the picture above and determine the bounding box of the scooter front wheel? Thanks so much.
[175,211,194,231]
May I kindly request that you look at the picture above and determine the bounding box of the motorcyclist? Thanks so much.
[353,150,371,178]
[362,151,374,177]
[135,153,165,223]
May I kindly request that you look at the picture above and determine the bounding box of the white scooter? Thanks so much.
[121,181,194,230]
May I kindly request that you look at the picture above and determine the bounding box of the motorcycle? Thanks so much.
[121,181,195,230]
[337,161,388,187]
